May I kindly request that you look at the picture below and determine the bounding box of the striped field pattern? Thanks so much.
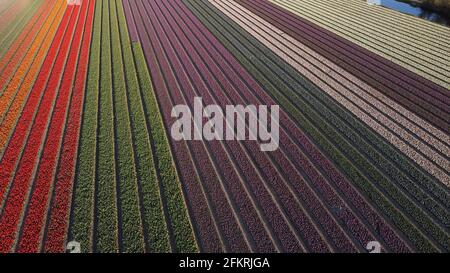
[0,0,448,253]
[269,0,450,90]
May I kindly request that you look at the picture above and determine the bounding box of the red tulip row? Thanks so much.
[0,4,83,253]
[42,0,94,253]
[18,0,94,253]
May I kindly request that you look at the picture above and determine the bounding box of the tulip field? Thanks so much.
[0,0,448,253]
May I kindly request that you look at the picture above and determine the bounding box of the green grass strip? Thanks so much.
[131,42,198,253]
[115,0,171,252]
[95,0,119,252]
[0,0,43,58]
[186,0,450,252]
[109,0,145,253]
[70,0,102,253]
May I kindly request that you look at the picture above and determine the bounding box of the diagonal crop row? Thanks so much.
[269,0,450,89]
[237,0,450,182]
[0,0,15,16]
[16,0,92,253]
[0,0,62,98]
[234,0,448,224]
[262,0,450,104]
[0,0,66,152]
[69,0,198,253]
[0,2,72,216]
[94,0,118,252]
[130,40,198,252]
[271,0,450,76]
[109,0,145,253]
[0,0,35,52]
[232,0,450,248]
[0,0,43,59]
[160,0,363,253]
[240,0,450,135]
[225,0,450,159]
[157,0,344,253]
[118,0,172,252]
[0,0,56,93]
[127,0,232,253]
[123,0,199,252]
[69,0,103,253]
[133,0,415,253]
[44,0,96,253]
[134,0,254,253]
[262,0,450,109]
[185,0,400,252]
[175,0,411,253]
[185,0,406,252]
[146,0,314,253]
[0,4,81,253]
[185,0,450,251]
[0,1,42,60]
[223,2,450,209]
[212,0,450,226]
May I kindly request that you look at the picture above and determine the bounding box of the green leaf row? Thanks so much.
[131,37,198,254]
[70,0,102,253]
[115,0,171,252]
[110,0,145,253]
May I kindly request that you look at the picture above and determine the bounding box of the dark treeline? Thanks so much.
[399,0,450,24]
